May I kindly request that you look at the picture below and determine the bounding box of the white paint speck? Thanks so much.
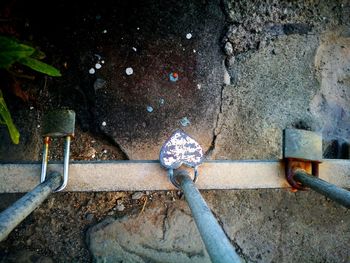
[193,49,196,53]
[103,149,107,154]
[147,106,153,113]
[103,29,107,33]
[137,27,140,30]
[126,67,133,75]
[101,60,105,64]
[89,68,95,74]
[95,63,102,69]
[91,153,96,158]
[102,121,107,126]
[180,117,191,127]
[37,125,41,128]
[197,84,201,90]
[29,106,34,110]
[132,47,137,52]
[186,33,192,39]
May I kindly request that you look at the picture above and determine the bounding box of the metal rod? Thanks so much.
[40,136,50,183]
[174,170,241,263]
[294,169,350,208]
[0,172,61,242]
[55,136,71,192]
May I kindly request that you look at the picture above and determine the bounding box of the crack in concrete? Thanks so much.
[219,0,231,20]
[205,83,225,158]
[161,205,169,241]
[141,244,205,259]
[80,87,130,160]
[92,130,130,160]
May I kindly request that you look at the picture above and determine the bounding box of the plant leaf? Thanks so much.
[0,90,20,144]
[0,36,35,68]
[19,57,61,77]
[31,49,46,60]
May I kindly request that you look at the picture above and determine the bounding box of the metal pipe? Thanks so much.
[294,169,350,208]
[174,170,241,263]
[0,172,61,242]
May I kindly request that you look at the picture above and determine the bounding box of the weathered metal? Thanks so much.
[294,169,350,208]
[160,129,204,187]
[40,110,75,192]
[0,172,62,242]
[284,129,322,161]
[42,110,75,137]
[159,129,204,170]
[174,170,241,263]
[160,130,240,262]
[284,129,322,190]
[284,129,350,208]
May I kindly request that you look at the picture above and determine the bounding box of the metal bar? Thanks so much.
[40,137,50,183]
[55,136,71,192]
[0,172,61,242]
[0,160,349,192]
[294,169,350,208]
[174,170,241,263]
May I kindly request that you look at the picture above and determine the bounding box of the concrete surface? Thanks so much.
[1,160,350,192]
[0,0,350,262]
[92,0,225,159]
[87,190,350,263]
[213,33,320,160]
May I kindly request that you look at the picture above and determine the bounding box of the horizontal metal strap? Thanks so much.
[0,160,349,192]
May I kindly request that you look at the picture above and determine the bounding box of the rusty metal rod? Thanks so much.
[0,172,61,242]
[174,170,241,263]
[294,169,350,208]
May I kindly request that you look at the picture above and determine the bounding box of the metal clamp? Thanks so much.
[167,167,199,189]
[159,131,241,262]
[283,129,322,190]
[40,110,75,192]
[159,130,204,188]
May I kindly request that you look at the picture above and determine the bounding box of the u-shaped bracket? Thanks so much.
[40,110,75,192]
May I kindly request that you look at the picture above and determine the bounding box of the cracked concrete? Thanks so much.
[0,0,350,262]
[87,200,210,263]
[213,33,321,160]
[87,190,350,262]
[91,0,225,160]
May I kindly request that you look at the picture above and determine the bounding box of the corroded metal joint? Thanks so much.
[283,129,322,191]
[285,158,320,190]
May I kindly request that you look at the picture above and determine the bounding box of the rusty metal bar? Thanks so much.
[294,169,350,208]
[0,172,61,242]
[174,170,241,263]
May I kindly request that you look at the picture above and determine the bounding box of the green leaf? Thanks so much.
[31,49,46,60]
[0,36,35,68]
[19,57,61,77]
[0,90,20,144]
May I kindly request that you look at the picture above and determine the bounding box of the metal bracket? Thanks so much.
[40,110,75,192]
[283,129,322,190]
[159,130,204,188]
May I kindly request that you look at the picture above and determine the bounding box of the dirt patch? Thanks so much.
[0,0,349,262]
[0,191,180,262]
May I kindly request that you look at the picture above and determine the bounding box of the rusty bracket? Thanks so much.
[40,110,76,192]
[283,129,322,191]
